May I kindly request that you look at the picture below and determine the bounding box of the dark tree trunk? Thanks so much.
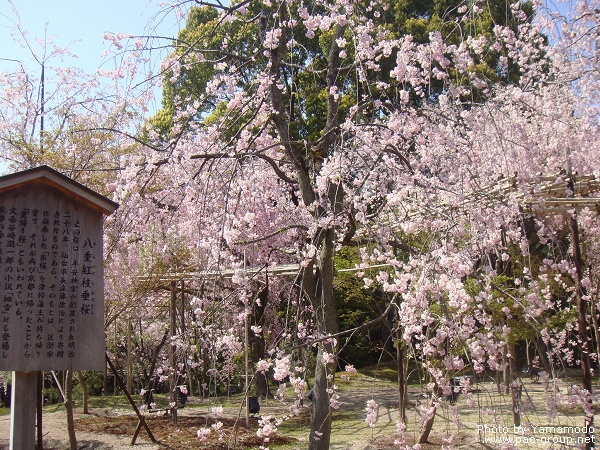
[250,282,270,398]
[502,346,510,394]
[397,334,407,424]
[395,295,407,423]
[508,343,520,427]
[266,1,346,442]
[307,226,340,450]
[201,346,208,398]
[533,335,552,374]
[145,330,169,388]
[565,155,594,449]
[418,391,438,444]
[103,360,108,396]
[569,212,595,448]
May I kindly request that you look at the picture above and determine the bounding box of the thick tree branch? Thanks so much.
[189,149,297,184]
[289,301,395,352]
[267,2,316,208]
[253,153,297,184]
[233,224,309,245]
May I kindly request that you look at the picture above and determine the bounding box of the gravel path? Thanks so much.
[0,408,159,450]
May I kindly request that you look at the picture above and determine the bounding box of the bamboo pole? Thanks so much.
[170,281,178,424]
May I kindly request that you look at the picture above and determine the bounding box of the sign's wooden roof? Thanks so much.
[0,165,118,215]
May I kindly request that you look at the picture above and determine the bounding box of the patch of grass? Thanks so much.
[41,394,144,413]
[81,395,138,409]
[43,403,66,413]
[358,359,424,385]
[359,360,399,383]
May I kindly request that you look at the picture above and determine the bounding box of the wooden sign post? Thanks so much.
[0,166,118,449]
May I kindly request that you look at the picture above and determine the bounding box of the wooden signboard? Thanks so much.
[0,166,118,449]
[0,166,117,371]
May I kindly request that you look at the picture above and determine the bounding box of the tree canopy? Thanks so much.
[3,0,600,447]
[102,0,598,446]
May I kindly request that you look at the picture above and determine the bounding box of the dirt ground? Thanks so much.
[0,406,158,450]
[0,373,593,449]
[0,377,397,450]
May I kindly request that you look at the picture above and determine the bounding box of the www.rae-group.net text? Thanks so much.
[477,424,596,446]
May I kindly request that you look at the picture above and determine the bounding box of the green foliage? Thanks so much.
[151,0,536,141]
[461,223,577,348]
[149,3,267,137]
[334,247,392,368]
[378,0,538,101]
[78,372,106,396]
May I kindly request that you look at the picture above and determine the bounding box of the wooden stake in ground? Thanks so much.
[77,371,89,414]
[170,281,178,425]
[105,353,157,445]
[395,294,407,424]
[37,371,43,450]
[65,370,77,450]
